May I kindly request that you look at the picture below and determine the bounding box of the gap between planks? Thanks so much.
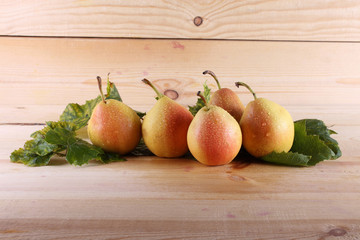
[2,35,360,44]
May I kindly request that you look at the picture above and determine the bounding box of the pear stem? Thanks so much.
[197,91,209,108]
[235,82,257,100]
[97,76,106,104]
[203,70,221,89]
[142,78,164,99]
[106,72,111,96]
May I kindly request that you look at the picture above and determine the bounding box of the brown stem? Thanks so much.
[97,76,106,103]
[235,82,257,100]
[142,78,163,99]
[197,91,209,108]
[203,70,221,89]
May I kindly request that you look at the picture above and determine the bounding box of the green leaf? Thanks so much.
[135,110,146,119]
[23,137,58,156]
[100,152,127,163]
[65,139,126,165]
[10,121,75,166]
[45,127,77,146]
[10,148,54,167]
[188,98,205,116]
[31,121,77,138]
[59,96,102,130]
[291,120,335,166]
[297,119,342,160]
[105,74,122,102]
[130,139,153,156]
[203,82,211,103]
[188,82,211,116]
[262,151,311,167]
[66,139,104,166]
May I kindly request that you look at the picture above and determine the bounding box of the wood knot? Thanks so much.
[193,16,203,26]
[328,228,347,237]
[164,89,179,100]
[228,174,246,182]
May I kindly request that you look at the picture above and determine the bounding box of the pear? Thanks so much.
[142,79,194,157]
[203,70,245,122]
[88,76,141,155]
[187,91,242,166]
[235,82,294,158]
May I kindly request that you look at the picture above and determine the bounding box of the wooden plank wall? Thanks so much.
[0,1,360,238]
[1,0,360,41]
[1,0,360,158]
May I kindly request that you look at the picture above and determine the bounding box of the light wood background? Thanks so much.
[1,1,360,239]
[2,0,360,41]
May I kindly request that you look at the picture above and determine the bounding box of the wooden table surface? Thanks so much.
[1,1,360,239]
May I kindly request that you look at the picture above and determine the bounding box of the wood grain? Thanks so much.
[1,108,359,239]
[1,0,360,41]
[1,219,358,239]
[1,4,360,236]
[2,139,360,200]
[0,37,359,122]
[1,153,360,239]
[2,104,360,126]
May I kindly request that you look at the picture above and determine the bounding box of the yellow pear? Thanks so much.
[236,82,294,158]
[88,77,141,155]
[142,79,194,157]
[203,70,245,122]
[187,92,242,166]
